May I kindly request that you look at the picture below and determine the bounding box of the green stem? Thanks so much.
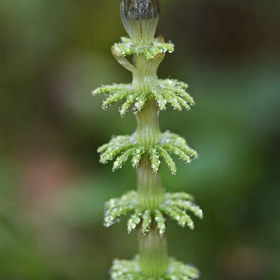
[134,99,161,146]
[133,49,168,278]
[132,54,158,93]
[136,156,165,210]
[137,158,168,275]
[138,220,169,277]
[134,59,163,208]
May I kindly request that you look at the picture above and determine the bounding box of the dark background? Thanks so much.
[0,0,280,279]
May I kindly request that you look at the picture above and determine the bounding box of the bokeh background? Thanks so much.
[0,0,280,279]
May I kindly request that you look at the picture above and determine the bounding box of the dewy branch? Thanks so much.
[93,0,203,279]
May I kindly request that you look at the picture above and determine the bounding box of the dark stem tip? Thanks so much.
[120,0,161,20]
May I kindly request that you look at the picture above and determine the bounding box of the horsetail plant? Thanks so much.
[93,0,203,279]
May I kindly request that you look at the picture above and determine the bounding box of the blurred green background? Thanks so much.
[0,0,279,279]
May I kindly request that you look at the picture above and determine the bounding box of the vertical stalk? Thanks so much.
[137,158,168,277]
[138,220,169,277]
[95,1,202,279]
[134,54,163,209]
[134,99,161,146]
[134,51,168,276]
[136,156,165,210]
[132,55,158,93]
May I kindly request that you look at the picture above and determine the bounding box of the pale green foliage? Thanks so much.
[103,191,137,228]
[97,135,141,170]
[104,191,202,235]
[159,131,198,174]
[166,259,199,280]
[98,132,197,174]
[113,37,174,60]
[111,256,199,280]
[148,147,161,173]
[142,210,152,234]
[103,191,144,233]
[158,192,203,231]
[154,210,166,237]
[152,80,195,111]
[92,83,147,116]
[127,209,142,233]
[92,79,194,117]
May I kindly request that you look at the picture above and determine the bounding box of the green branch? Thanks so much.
[104,191,202,236]
[113,37,174,60]
[111,256,199,280]
[98,132,197,174]
[92,79,194,117]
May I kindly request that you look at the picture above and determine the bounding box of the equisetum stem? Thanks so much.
[138,220,169,277]
[134,99,161,146]
[134,52,164,209]
[136,156,165,210]
[133,54,158,93]
[137,156,168,276]
[134,51,168,276]
[94,1,202,278]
